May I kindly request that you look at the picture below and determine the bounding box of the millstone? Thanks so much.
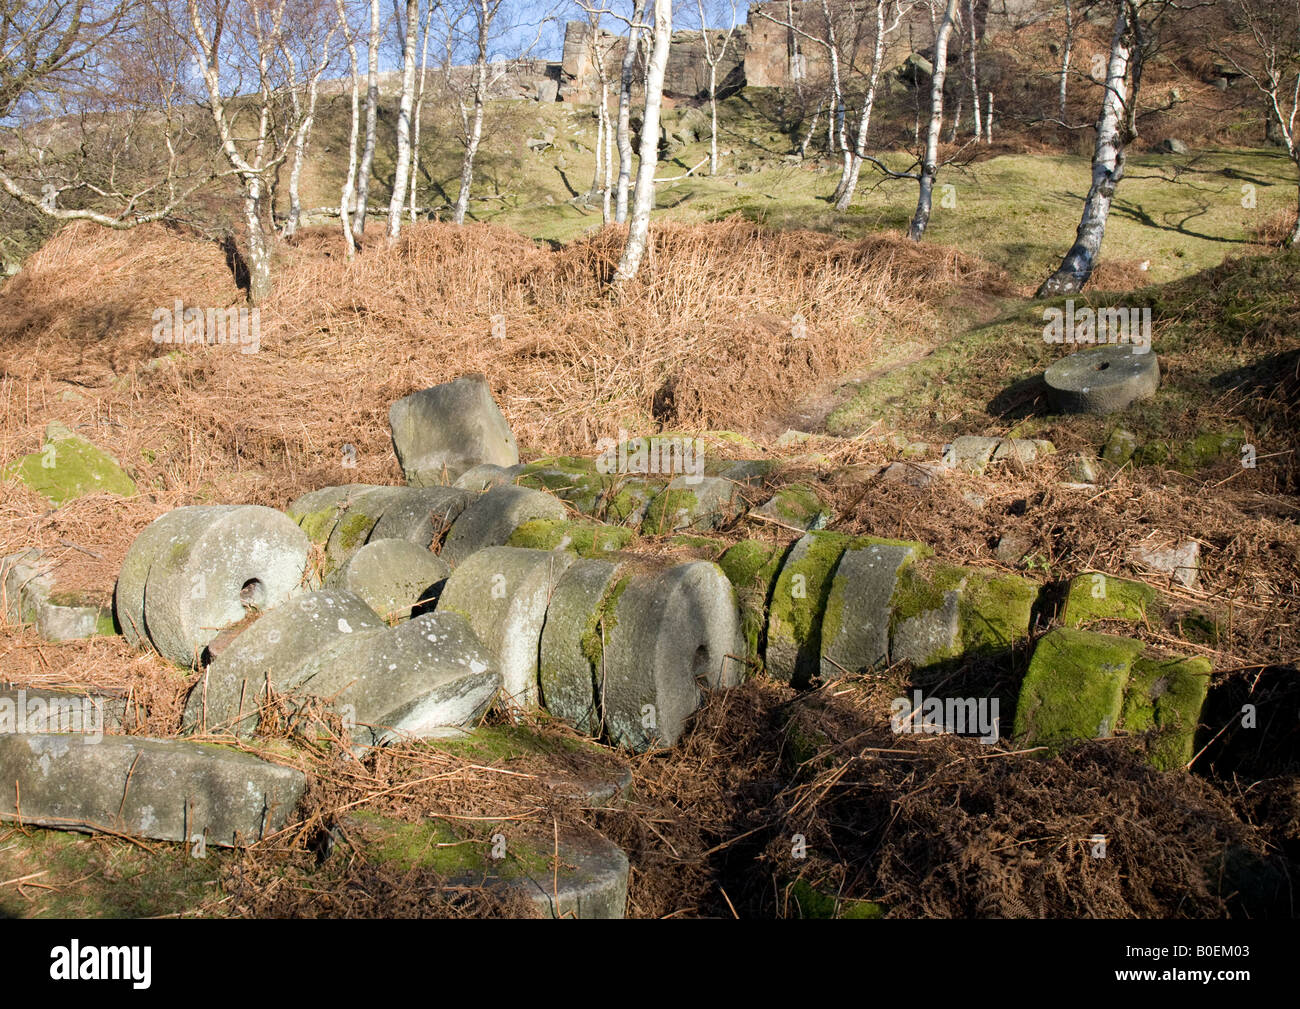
[323,486,408,574]
[453,463,524,492]
[286,610,502,749]
[1044,345,1160,415]
[538,557,626,735]
[368,486,474,548]
[389,374,520,484]
[820,540,923,676]
[0,734,305,846]
[766,531,852,687]
[436,546,575,710]
[138,505,310,666]
[440,485,568,566]
[114,506,236,647]
[601,560,745,752]
[183,589,388,735]
[327,539,451,621]
[286,484,378,546]
[0,687,141,735]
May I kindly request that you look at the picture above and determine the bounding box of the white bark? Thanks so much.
[966,0,981,140]
[615,0,649,223]
[354,0,381,236]
[386,0,420,240]
[410,0,434,225]
[338,0,361,257]
[1059,0,1073,123]
[453,0,493,226]
[1037,2,1133,295]
[908,0,958,241]
[836,0,902,211]
[614,0,671,283]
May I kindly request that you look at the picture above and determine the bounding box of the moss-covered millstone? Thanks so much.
[766,531,854,687]
[1060,572,1165,628]
[538,558,627,735]
[1013,628,1145,749]
[516,456,608,514]
[1101,428,1138,467]
[787,879,885,919]
[506,518,634,557]
[2,422,136,506]
[440,485,568,566]
[887,560,1038,669]
[702,457,778,483]
[640,475,741,535]
[342,810,630,918]
[2,552,116,641]
[323,486,408,574]
[286,484,378,545]
[719,540,789,669]
[821,537,928,676]
[1120,654,1212,770]
[749,483,830,531]
[1175,430,1247,472]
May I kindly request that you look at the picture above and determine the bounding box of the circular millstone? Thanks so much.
[601,560,745,752]
[368,486,474,548]
[115,506,237,647]
[323,486,408,574]
[328,539,451,621]
[140,505,310,666]
[286,484,378,545]
[538,557,627,735]
[184,589,388,735]
[441,485,568,566]
[435,546,575,710]
[1044,345,1160,415]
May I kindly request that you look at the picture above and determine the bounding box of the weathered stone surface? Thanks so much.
[703,458,777,482]
[602,561,744,751]
[766,531,852,686]
[1129,540,1200,590]
[115,506,234,647]
[286,484,377,545]
[367,486,473,549]
[287,611,501,749]
[1060,572,1164,628]
[1045,346,1160,415]
[453,463,523,492]
[538,557,625,734]
[886,561,1038,669]
[323,486,408,574]
[328,539,450,622]
[2,422,136,506]
[749,483,829,531]
[820,539,924,676]
[881,460,944,488]
[441,485,568,566]
[1101,428,1138,466]
[1120,653,1211,770]
[516,456,608,514]
[342,811,630,918]
[183,589,389,735]
[1,551,114,641]
[1013,628,1144,748]
[641,475,742,535]
[436,546,575,710]
[0,734,305,846]
[0,687,141,735]
[506,518,633,557]
[389,374,519,484]
[142,505,311,666]
[942,436,1055,473]
[718,540,787,667]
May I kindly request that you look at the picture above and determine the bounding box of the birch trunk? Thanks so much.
[614,0,671,283]
[386,0,420,240]
[453,6,489,226]
[1059,0,1073,122]
[354,0,381,236]
[836,0,890,211]
[616,0,649,224]
[245,184,273,305]
[966,0,981,139]
[410,0,433,224]
[339,1,361,257]
[1037,2,1132,295]
[602,88,613,221]
[907,0,958,241]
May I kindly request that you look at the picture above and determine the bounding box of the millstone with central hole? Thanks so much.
[1043,345,1160,414]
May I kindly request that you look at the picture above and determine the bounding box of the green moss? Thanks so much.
[516,457,606,513]
[346,810,546,878]
[298,506,342,544]
[1134,439,1172,467]
[1121,653,1212,770]
[667,534,726,555]
[955,569,1039,654]
[506,518,633,556]
[579,573,630,673]
[762,484,826,527]
[332,511,374,552]
[788,879,885,919]
[1175,430,1246,472]
[719,540,788,666]
[1014,628,1144,749]
[3,432,136,506]
[640,487,700,536]
[768,531,854,686]
[1060,573,1163,628]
